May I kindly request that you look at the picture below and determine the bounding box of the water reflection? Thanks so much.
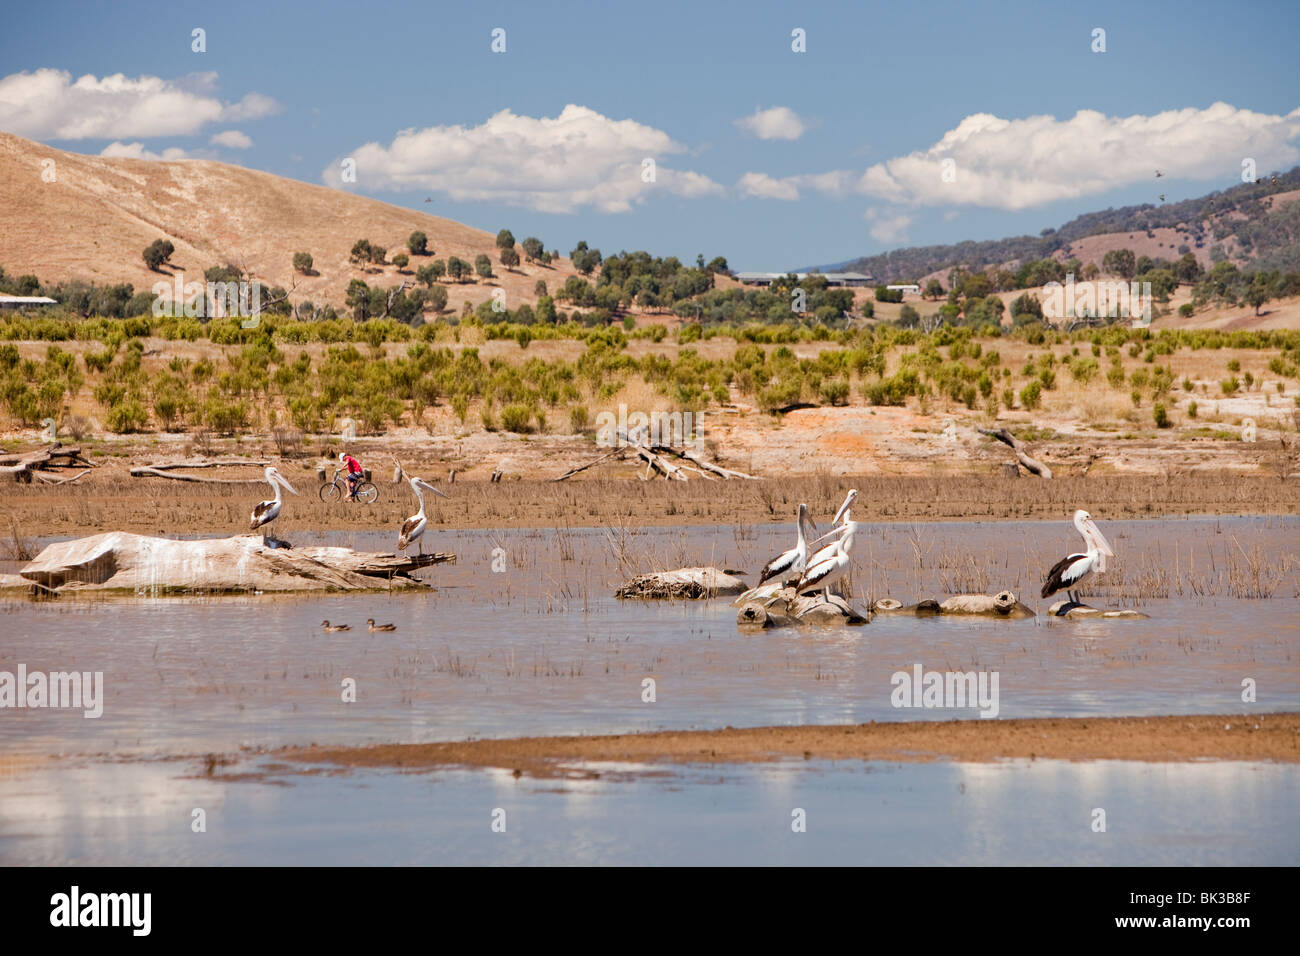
[1,755,1294,865]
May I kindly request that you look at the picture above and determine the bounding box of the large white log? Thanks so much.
[614,566,748,599]
[12,532,454,594]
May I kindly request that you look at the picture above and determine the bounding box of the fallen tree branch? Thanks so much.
[31,468,92,485]
[136,458,270,471]
[553,447,626,481]
[128,467,266,484]
[978,427,1053,479]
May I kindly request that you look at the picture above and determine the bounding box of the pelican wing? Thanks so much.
[758,548,798,585]
[397,514,426,550]
[1041,553,1091,598]
[796,555,838,594]
[250,499,278,529]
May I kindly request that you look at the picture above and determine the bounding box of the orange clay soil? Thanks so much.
[278,713,1300,778]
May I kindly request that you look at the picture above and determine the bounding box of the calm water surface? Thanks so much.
[2,516,1295,865]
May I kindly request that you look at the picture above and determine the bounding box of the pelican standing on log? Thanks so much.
[1041,509,1114,605]
[397,475,448,555]
[250,466,299,545]
[797,520,857,597]
[758,503,818,585]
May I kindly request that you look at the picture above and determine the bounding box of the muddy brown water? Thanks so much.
[1,516,1296,758]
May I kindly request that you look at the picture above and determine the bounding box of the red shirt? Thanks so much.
[342,455,362,475]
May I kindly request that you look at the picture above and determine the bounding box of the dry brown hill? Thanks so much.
[0,131,578,313]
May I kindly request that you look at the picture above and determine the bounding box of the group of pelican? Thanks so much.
[758,493,1115,608]
[758,489,860,597]
[248,454,449,556]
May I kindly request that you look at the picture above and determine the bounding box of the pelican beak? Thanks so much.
[1087,519,1113,556]
[419,479,448,498]
[278,474,300,496]
[832,490,858,526]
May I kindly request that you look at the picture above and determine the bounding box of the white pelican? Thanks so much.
[797,521,857,597]
[758,503,817,585]
[397,475,449,555]
[807,488,859,553]
[367,618,397,632]
[250,466,298,543]
[1041,509,1114,605]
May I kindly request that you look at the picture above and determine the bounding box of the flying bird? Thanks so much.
[1040,509,1114,606]
[249,466,299,544]
[1155,170,1164,178]
[397,475,449,555]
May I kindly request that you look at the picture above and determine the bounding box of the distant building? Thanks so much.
[0,294,57,310]
[735,271,873,288]
[886,284,920,294]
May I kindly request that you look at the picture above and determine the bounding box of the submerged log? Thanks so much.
[939,590,1035,618]
[872,591,1034,618]
[12,532,455,594]
[615,567,748,599]
[1048,600,1149,620]
[738,587,868,627]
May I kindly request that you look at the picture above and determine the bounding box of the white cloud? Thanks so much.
[865,208,913,243]
[737,171,799,200]
[210,129,253,149]
[739,103,1300,211]
[735,168,857,201]
[327,104,724,213]
[858,102,1300,210]
[99,141,192,161]
[735,106,808,141]
[0,68,280,140]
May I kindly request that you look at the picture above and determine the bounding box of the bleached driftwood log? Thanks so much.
[0,443,94,481]
[553,433,757,482]
[615,567,748,599]
[978,427,1052,478]
[737,587,868,627]
[11,532,455,594]
[872,591,1035,618]
[1047,600,1148,620]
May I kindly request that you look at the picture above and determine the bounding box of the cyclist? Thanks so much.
[338,451,365,501]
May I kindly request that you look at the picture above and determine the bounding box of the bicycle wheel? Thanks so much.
[319,481,342,502]
[354,481,379,504]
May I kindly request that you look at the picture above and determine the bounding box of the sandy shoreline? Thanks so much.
[275,713,1300,777]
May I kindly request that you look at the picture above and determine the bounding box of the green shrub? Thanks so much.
[501,403,533,433]
[106,398,148,433]
[1153,403,1170,428]
[1019,380,1042,410]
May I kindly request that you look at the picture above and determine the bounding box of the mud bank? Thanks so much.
[279,712,1300,778]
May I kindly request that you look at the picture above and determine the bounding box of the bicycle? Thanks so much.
[319,468,379,504]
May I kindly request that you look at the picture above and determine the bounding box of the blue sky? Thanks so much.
[3,0,1298,270]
